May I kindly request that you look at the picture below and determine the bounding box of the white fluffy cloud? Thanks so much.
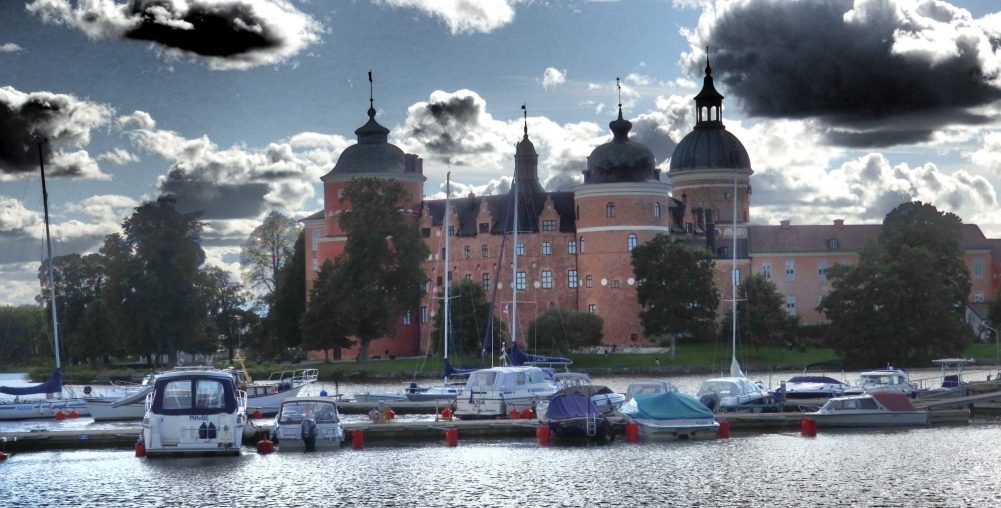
[542,67,566,89]
[381,0,517,34]
[98,147,141,165]
[0,43,24,53]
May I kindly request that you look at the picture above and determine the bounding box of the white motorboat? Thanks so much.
[780,375,848,399]
[620,391,719,440]
[843,367,917,398]
[140,369,247,456]
[454,366,558,418]
[624,380,679,402]
[808,392,929,427]
[272,396,344,451]
[696,376,771,413]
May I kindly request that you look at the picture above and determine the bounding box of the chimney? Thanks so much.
[833,218,845,228]
[780,219,791,229]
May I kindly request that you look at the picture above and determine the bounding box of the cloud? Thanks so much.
[542,67,566,89]
[684,0,1001,148]
[0,86,113,179]
[380,0,516,34]
[25,0,323,70]
[0,43,24,53]
[966,130,1001,175]
[64,194,140,224]
[98,147,140,165]
[0,262,46,306]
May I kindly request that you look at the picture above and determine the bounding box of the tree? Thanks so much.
[267,231,306,352]
[819,201,972,367]
[200,267,252,360]
[0,305,48,364]
[632,235,720,341]
[526,309,603,352]
[430,278,505,359]
[321,178,429,361]
[301,260,353,360]
[37,253,108,365]
[719,274,797,348]
[240,211,300,305]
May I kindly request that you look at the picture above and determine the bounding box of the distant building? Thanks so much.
[304,63,1000,359]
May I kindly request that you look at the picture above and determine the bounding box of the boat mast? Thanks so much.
[511,178,518,349]
[443,172,451,385]
[38,140,61,371]
[730,164,743,378]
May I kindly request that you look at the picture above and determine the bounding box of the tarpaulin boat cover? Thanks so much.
[545,393,600,420]
[0,368,62,396]
[629,392,714,420]
[555,385,614,398]
[871,391,917,411]
[444,358,476,377]
[510,342,571,366]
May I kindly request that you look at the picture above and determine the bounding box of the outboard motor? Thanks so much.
[699,393,720,412]
[300,418,318,452]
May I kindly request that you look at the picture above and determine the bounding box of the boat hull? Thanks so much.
[85,397,144,421]
[809,411,929,428]
[0,399,89,420]
[631,419,720,440]
[548,416,613,442]
[274,424,343,452]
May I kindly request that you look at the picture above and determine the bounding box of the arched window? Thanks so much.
[653,202,661,218]
[627,234,637,251]
[606,202,615,218]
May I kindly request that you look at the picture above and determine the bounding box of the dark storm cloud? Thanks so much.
[158,166,269,219]
[693,0,1001,147]
[26,0,322,70]
[400,90,503,164]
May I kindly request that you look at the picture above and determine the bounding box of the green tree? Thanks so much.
[526,309,603,352]
[0,305,48,364]
[632,235,720,341]
[301,260,353,360]
[719,273,798,348]
[200,267,252,360]
[323,178,428,361]
[431,278,505,359]
[266,230,306,352]
[819,201,972,367]
[240,211,300,306]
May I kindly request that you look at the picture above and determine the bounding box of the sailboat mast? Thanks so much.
[443,172,451,383]
[511,181,518,347]
[38,141,61,371]
[730,168,741,377]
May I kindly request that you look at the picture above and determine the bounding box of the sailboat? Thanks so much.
[0,141,88,420]
[694,165,770,413]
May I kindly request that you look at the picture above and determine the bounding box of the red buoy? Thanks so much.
[0,451,8,461]
[68,410,79,418]
[800,418,817,437]
[625,421,640,443]
[445,428,458,447]
[440,407,452,421]
[536,425,550,447]
[520,408,534,419]
[256,439,275,454]
[717,419,730,439]
[251,409,263,419]
[134,441,146,457]
[351,430,364,450]
[54,410,65,420]
[384,408,396,420]
[507,408,520,419]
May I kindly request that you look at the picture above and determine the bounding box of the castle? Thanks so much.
[304,63,1000,359]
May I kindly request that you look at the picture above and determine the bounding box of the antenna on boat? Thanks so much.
[38,139,61,371]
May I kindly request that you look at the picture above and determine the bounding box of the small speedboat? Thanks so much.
[536,384,625,421]
[454,366,558,419]
[808,392,929,428]
[624,380,679,402]
[781,375,847,399]
[843,367,917,398]
[544,392,613,442]
[141,369,247,456]
[696,376,770,412]
[272,397,344,451]
[621,392,719,440]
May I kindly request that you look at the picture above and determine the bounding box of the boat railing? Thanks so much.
[267,369,319,385]
[237,390,248,411]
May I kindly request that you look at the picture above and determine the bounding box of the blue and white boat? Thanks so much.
[544,392,613,442]
[621,391,719,440]
[141,369,247,456]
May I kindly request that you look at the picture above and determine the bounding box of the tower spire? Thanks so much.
[616,77,623,119]
[521,103,528,138]
[367,70,375,119]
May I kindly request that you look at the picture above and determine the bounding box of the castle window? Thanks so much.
[481,244,489,258]
[421,228,431,238]
[568,270,578,288]
[516,242,524,256]
[818,260,828,281]
[447,225,455,237]
[827,238,839,250]
[653,202,661,218]
[686,223,693,233]
[421,280,428,293]
[627,234,638,251]
[479,222,489,233]
[516,271,526,291]
[567,241,577,254]
[463,246,471,259]
[420,306,428,323]
[785,295,797,315]
[542,241,552,256]
[311,229,319,251]
[541,270,553,289]
[785,261,795,282]
[312,258,318,271]
[606,202,616,218]
[542,219,557,231]
[464,273,471,281]
[611,280,620,288]
[481,273,490,290]
[585,275,593,288]
[588,304,597,314]
[579,237,586,253]
[436,275,443,287]
[973,259,983,278]
[402,310,411,326]
[762,261,772,280]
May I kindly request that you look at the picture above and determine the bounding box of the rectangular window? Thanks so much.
[421,227,431,238]
[463,246,471,259]
[588,304,596,314]
[436,275,443,287]
[784,260,795,282]
[542,219,557,231]
[611,280,620,288]
[312,258,318,271]
[568,270,578,288]
[421,280,429,293]
[516,242,524,256]
[785,295,796,315]
[479,222,489,233]
[516,271,526,290]
[585,275,593,288]
[464,273,471,281]
[818,260,828,281]
[542,241,552,256]
[420,306,428,323]
[827,238,839,250]
[973,259,984,278]
[549,301,556,309]
[481,244,489,258]
[482,273,490,290]
[402,310,412,325]
[580,239,586,253]
[762,261,772,280]
[567,241,577,254]
[731,269,740,287]
[447,225,455,237]
[541,270,553,289]
[311,229,319,251]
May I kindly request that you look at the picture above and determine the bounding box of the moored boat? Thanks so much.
[272,396,344,451]
[454,366,558,419]
[696,376,770,413]
[781,375,848,399]
[808,392,929,428]
[620,391,719,440]
[843,367,917,398]
[544,392,613,442]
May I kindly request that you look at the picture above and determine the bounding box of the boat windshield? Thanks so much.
[697,381,739,397]
[470,371,498,387]
[278,401,339,424]
[824,397,880,411]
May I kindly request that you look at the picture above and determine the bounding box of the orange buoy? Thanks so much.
[351,430,364,450]
[520,408,534,419]
[251,409,263,419]
[384,408,396,420]
[440,407,452,421]
[256,439,275,454]
[54,410,65,420]
[134,441,146,457]
[717,419,730,439]
[536,425,550,447]
[68,410,79,418]
[445,428,458,447]
[507,408,520,419]
[625,421,640,443]
[800,418,817,437]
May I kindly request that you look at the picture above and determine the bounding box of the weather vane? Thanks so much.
[521,103,527,136]
[616,77,621,109]
[368,70,374,109]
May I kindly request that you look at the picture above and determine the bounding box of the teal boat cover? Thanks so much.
[630,392,713,420]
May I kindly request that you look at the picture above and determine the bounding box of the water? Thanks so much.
[3,371,1001,507]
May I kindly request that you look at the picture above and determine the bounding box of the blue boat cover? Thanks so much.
[631,392,714,420]
[443,358,476,377]
[510,342,571,367]
[545,393,600,420]
[0,368,62,396]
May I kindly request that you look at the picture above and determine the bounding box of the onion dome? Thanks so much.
[669,54,751,173]
[324,83,405,177]
[514,106,544,194]
[583,107,658,184]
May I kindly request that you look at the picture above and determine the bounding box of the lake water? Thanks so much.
[3,370,1001,507]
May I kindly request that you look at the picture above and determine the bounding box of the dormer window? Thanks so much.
[827,238,839,250]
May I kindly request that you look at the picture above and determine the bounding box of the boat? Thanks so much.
[454,365,558,418]
[271,396,344,451]
[536,373,625,417]
[543,392,614,442]
[843,366,917,398]
[140,369,248,456]
[780,375,848,399]
[624,380,679,402]
[620,391,719,440]
[807,391,929,428]
[83,375,156,421]
[0,142,87,421]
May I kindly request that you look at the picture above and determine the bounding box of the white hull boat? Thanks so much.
[0,398,89,420]
[621,391,719,441]
[273,397,344,452]
[141,369,247,456]
[808,392,929,428]
[455,366,558,418]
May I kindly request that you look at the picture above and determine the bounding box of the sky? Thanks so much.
[1,0,1000,306]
